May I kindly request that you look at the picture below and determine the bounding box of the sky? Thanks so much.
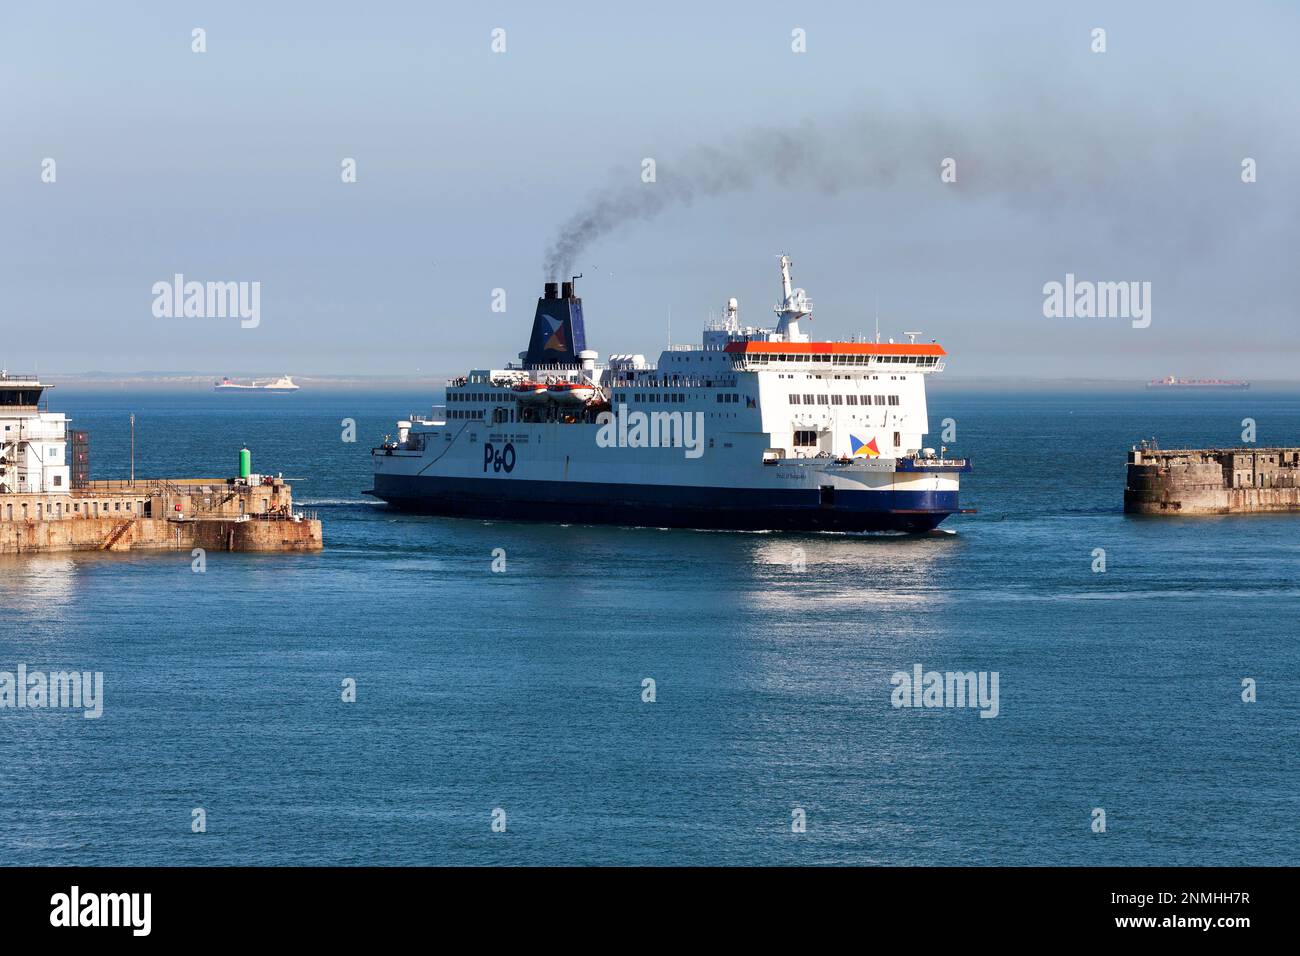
[2,1,1297,382]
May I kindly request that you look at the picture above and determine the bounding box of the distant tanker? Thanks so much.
[1146,375,1249,391]
[214,376,300,392]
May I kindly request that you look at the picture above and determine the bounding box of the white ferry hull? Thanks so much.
[369,422,966,533]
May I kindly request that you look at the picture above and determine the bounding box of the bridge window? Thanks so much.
[793,430,817,446]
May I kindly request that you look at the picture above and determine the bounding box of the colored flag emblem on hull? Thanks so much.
[850,435,881,458]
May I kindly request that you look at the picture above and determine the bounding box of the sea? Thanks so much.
[1,387,1297,866]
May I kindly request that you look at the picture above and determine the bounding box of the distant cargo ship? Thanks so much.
[214,376,300,392]
[1146,376,1249,390]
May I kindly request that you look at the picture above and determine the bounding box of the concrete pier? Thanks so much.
[0,476,322,555]
[1125,447,1300,515]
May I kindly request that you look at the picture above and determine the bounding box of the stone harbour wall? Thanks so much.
[1124,447,1300,515]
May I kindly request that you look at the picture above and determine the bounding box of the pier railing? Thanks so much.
[73,478,193,497]
[250,509,318,522]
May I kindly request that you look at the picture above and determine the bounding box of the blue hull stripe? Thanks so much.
[369,475,959,533]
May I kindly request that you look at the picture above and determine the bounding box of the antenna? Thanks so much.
[874,295,880,344]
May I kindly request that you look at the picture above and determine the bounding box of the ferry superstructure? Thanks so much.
[368,256,970,532]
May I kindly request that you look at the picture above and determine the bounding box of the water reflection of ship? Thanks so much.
[748,535,954,611]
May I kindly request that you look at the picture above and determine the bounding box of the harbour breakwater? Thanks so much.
[1125,447,1300,515]
[0,476,322,555]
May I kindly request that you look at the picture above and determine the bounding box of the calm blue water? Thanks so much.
[2,388,1297,865]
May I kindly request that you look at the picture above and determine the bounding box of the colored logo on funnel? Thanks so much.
[850,435,880,458]
[542,316,567,352]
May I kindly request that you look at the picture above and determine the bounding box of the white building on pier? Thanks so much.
[0,372,71,495]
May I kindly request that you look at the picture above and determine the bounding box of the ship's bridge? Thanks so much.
[722,340,946,373]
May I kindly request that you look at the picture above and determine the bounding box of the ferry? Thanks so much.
[368,256,971,532]
[214,376,300,392]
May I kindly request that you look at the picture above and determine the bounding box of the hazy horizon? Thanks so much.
[4,1,1297,380]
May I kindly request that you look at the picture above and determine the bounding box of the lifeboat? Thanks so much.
[546,381,596,404]
[511,382,549,403]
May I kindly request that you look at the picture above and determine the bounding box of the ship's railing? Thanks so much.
[729,357,945,373]
[500,362,588,374]
[606,375,738,389]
